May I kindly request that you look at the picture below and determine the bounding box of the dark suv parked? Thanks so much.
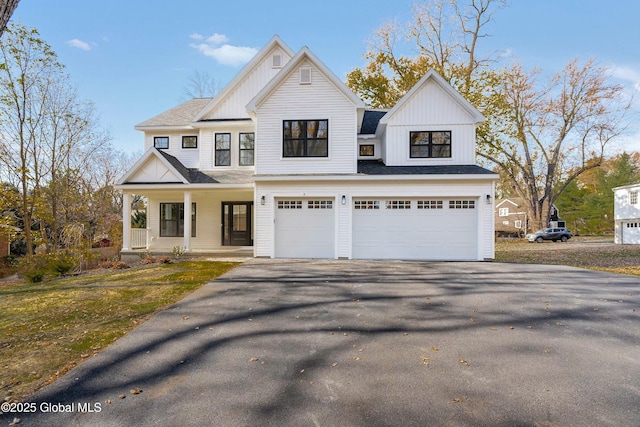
[526,227,572,243]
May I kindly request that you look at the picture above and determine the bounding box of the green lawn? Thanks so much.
[0,260,238,401]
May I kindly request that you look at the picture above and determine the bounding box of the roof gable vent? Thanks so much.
[272,54,282,68]
[299,67,311,84]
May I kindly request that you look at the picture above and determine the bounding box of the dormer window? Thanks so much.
[410,131,451,158]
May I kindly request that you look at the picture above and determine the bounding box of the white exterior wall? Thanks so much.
[145,189,253,251]
[196,122,256,171]
[384,124,476,166]
[613,184,640,244]
[383,79,478,166]
[144,131,200,168]
[254,179,495,260]
[204,46,292,120]
[254,60,358,175]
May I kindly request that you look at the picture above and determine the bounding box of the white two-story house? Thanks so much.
[116,35,498,261]
[613,182,640,244]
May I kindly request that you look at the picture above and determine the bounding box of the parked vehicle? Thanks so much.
[526,228,572,243]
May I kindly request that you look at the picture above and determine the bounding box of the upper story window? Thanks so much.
[239,133,255,166]
[359,144,374,157]
[154,136,169,149]
[215,133,231,166]
[499,207,509,216]
[410,131,451,158]
[283,120,328,158]
[182,135,197,149]
[630,191,638,205]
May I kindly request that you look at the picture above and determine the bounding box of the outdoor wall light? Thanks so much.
[486,194,492,205]
[260,195,266,205]
[341,195,347,205]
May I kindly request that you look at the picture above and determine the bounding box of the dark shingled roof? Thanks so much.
[360,110,387,135]
[357,160,497,175]
[157,149,219,184]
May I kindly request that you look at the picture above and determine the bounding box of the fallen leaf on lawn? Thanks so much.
[118,394,126,399]
[331,362,338,367]
[451,398,463,403]
[459,359,470,366]
[509,326,515,330]
[431,347,439,351]
[181,315,189,320]
[470,318,476,322]
[403,332,409,336]
[420,356,429,366]
[130,387,143,395]
[105,400,112,405]
[249,357,259,362]
[352,356,361,361]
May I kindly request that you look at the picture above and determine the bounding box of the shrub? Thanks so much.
[23,266,47,283]
[140,255,156,265]
[171,246,185,258]
[47,252,78,276]
[157,255,172,264]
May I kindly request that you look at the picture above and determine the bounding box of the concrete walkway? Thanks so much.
[3,259,639,426]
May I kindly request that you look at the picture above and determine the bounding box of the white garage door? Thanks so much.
[275,199,335,258]
[352,198,478,260]
[622,221,640,244]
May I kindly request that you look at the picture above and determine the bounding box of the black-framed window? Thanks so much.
[182,135,198,149]
[215,133,231,166]
[160,203,196,237]
[410,131,451,158]
[154,136,169,149]
[283,120,328,157]
[239,133,255,166]
[359,144,374,156]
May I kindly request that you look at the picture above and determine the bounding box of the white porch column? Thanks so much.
[183,191,191,252]
[122,192,131,251]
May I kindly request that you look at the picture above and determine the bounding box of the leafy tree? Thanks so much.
[347,0,631,230]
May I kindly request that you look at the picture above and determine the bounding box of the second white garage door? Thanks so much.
[622,221,640,244]
[274,198,335,258]
[352,198,478,260]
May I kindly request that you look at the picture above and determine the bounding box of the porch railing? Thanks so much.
[130,228,148,249]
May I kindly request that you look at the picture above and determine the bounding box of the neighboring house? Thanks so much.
[495,198,528,237]
[0,224,18,257]
[115,35,498,261]
[613,182,640,244]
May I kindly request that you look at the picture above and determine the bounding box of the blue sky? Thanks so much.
[10,0,640,154]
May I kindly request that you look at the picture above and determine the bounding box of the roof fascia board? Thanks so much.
[247,46,365,112]
[116,147,190,185]
[192,35,295,123]
[379,69,485,126]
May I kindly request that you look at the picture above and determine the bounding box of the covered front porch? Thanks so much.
[120,186,255,256]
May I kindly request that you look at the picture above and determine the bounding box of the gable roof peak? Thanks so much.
[192,35,295,122]
[247,45,365,112]
[379,68,485,126]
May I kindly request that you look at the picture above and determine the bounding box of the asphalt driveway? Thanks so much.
[3,259,639,426]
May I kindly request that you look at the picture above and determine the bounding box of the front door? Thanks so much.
[222,202,253,246]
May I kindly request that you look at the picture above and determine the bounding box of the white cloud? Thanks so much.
[190,33,257,67]
[66,38,91,51]
[609,64,640,92]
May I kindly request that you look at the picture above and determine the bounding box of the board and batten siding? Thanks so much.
[254,179,495,260]
[204,46,293,120]
[383,78,479,166]
[254,60,358,175]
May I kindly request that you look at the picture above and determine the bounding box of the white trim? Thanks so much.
[246,46,365,113]
[252,174,498,182]
[115,183,254,191]
[379,69,485,126]
[117,147,189,185]
[193,35,295,123]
